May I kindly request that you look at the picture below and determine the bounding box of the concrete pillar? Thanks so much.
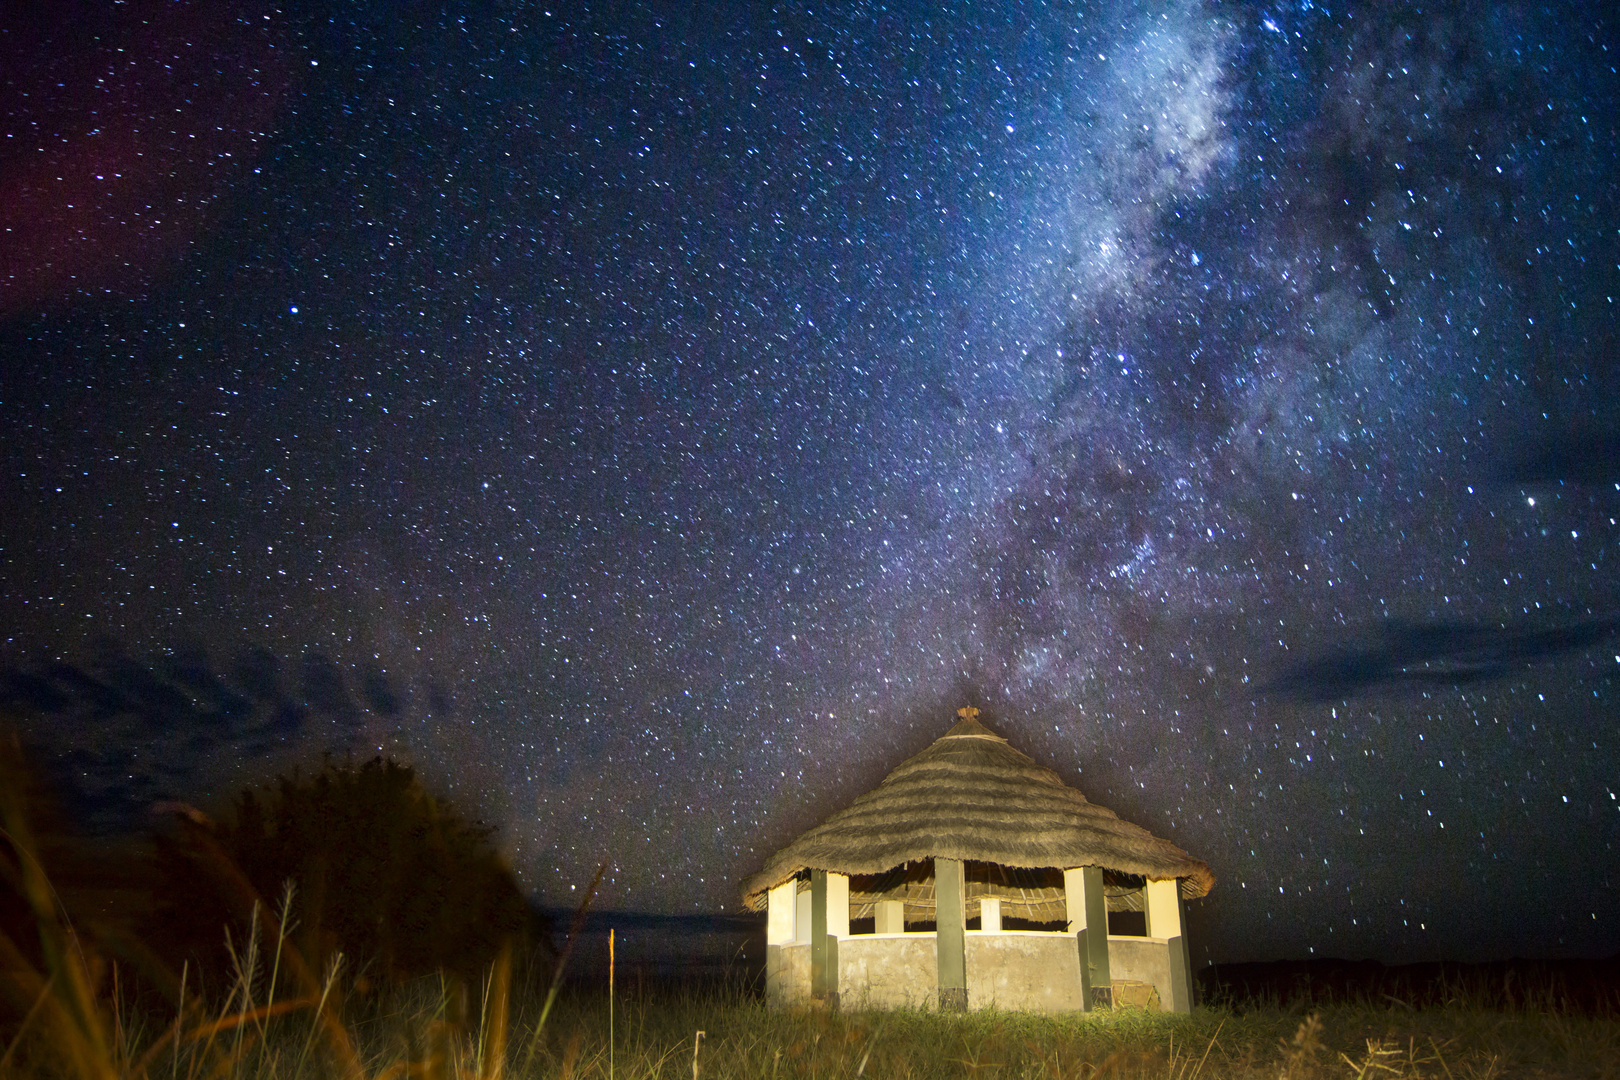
[1166,933,1193,1013]
[1075,928,1093,1009]
[1146,878,1192,1013]
[1064,866,1112,1008]
[875,899,905,934]
[935,857,967,1011]
[809,870,839,1005]
[979,896,1002,933]
[767,881,796,945]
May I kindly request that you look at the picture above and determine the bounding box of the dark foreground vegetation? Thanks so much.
[7,944,1620,1079]
[1202,956,1620,1017]
[5,735,1619,1079]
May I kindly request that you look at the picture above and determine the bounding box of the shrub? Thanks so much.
[152,756,548,989]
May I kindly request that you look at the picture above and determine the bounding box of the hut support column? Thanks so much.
[980,896,1002,933]
[1065,867,1112,1009]
[767,881,796,945]
[935,857,968,1011]
[827,872,850,939]
[809,870,846,1006]
[875,900,905,934]
[765,881,797,1006]
[1146,879,1193,1013]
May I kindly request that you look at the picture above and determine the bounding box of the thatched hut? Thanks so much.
[741,708,1214,1012]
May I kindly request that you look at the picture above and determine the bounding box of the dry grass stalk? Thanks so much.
[1340,1038,1405,1080]
[1280,1012,1326,1080]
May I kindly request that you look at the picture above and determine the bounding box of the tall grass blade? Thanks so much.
[173,961,186,1080]
[478,944,512,1080]
[173,814,366,1078]
[293,951,347,1080]
[1191,1017,1224,1080]
[262,879,297,1043]
[523,859,609,1069]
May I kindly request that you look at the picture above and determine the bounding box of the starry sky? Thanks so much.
[3,0,1618,965]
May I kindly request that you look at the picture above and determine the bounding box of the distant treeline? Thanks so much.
[1201,956,1620,1016]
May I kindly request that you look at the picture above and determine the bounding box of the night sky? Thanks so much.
[3,1,1618,966]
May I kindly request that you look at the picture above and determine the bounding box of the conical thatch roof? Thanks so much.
[741,711,1214,914]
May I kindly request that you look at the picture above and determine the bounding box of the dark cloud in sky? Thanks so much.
[1264,617,1620,702]
[1495,432,1620,487]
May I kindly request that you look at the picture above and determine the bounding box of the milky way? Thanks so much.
[2,1,1617,964]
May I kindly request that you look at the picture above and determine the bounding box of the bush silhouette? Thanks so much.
[154,756,547,988]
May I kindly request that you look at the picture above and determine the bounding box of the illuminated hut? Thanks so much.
[741,708,1214,1013]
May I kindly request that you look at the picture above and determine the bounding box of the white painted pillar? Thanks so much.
[979,896,1002,932]
[1062,867,1090,933]
[767,881,796,945]
[1144,879,1183,939]
[875,900,905,934]
[827,872,850,938]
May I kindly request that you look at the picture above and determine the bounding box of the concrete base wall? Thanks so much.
[838,935,939,1009]
[768,932,1181,1013]
[966,932,1086,1012]
[766,942,812,1006]
[1106,936,1173,1009]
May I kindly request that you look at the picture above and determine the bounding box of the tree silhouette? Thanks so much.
[153,756,548,988]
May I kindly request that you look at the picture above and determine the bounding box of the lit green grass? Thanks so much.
[10,948,1619,1080]
[505,986,1615,1080]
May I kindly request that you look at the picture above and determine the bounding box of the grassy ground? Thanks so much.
[5,837,1618,1080]
[470,986,1619,1080]
[5,750,1616,1079]
[7,950,1620,1080]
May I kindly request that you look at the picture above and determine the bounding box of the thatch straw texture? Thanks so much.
[741,713,1214,912]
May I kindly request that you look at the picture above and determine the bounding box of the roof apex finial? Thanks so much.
[943,706,1000,740]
